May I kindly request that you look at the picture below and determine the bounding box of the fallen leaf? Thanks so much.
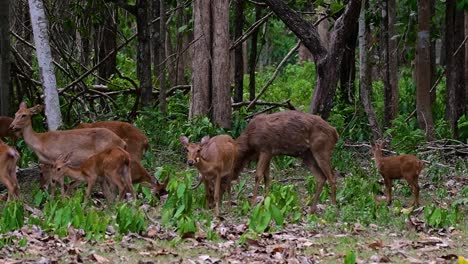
[367,240,384,250]
[90,254,110,263]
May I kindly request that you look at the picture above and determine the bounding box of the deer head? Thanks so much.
[9,102,44,131]
[180,135,210,166]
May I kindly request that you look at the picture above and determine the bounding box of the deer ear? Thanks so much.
[63,152,73,163]
[19,102,27,109]
[30,105,44,114]
[200,136,210,146]
[180,136,189,146]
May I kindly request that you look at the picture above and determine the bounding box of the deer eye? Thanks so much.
[197,149,201,153]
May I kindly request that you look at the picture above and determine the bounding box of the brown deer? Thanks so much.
[180,135,238,216]
[233,110,339,213]
[0,116,20,145]
[75,121,149,161]
[372,141,423,206]
[51,147,135,201]
[9,103,126,187]
[0,140,20,200]
[129,159,169,197]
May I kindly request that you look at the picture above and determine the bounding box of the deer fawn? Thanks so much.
[51,147,135,201]
[233,110,339,213]
[372,141,424,206]
[0,116,20,145]
[0,140,20,200]
[180,135,238,216]
[9,102,126,189]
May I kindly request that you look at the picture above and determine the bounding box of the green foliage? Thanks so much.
[424,205,460,228]
[0,202,24,233]
[385,115,425,154]
[457,115,468,141]
[115,203,146,234]
[344,251,356,264]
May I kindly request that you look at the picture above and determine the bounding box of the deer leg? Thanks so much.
[384,178,393,205]
[303,154,326,213]
[406,176,420,207]
[100,180,114,201]
[252,153,271,205]
[8,168,20,198]
[214,175,222,216]
[312,154,337,205]
[1,177,16,200]
[85,177,97,202]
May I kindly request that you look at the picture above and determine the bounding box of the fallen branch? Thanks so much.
[232,99,295,109]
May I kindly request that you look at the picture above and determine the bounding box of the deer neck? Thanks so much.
[195,157,213,174]
[64,166,87,182]
[373,149,383,168]
[22,121,43,152]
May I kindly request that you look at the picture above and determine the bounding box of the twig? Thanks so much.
[232,99,295,109]
[247,41,301,110]
[230,11,273,50]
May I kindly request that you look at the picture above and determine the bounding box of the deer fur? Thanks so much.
[180,135,238,216]
[0,116,20,145]
[76,121,149,161]
[9,103,126,186]
[51,147,135,201]
[233,110,339,213]
[372,141,423,206]
[0,140,20,200]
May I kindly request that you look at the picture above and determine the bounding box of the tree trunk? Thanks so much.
[0,0,10,116]
[445,1,466,137]
[175,0,187,85]
[429,0,436,104]
[159,0,167,113]
[190,0,211,118]
[339,23,358,105]
[248,5,262,101]
[359,0,381,140]
[233,0,244,103]
[137,0,152,106]
[465,10,468,107]
[264,0,361,119]
[416,0,435,140]
[28,0,62,130]
[211,0,231,128]
[152,0,161,100]
[97,5,117,82]
[382,0,398,127]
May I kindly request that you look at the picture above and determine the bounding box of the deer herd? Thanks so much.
[0,102,425,216]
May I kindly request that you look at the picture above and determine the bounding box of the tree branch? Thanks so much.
[106,0,136,15]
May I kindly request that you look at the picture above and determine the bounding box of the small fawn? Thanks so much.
[51,147,135,201]
[372,141,424,206]
[0,140,20,200]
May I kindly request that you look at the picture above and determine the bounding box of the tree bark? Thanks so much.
[465,10,468,107]
[248,5,262,101]
[211,0,231,128]
[159,0,167,113]
[382,0,399,127]
[429,0,436,104]
[190,0,211,118]
[264,0,361,119]
[28,0,62,130]
[359,0,381,140]
[445,1,466,137]
[137,0,152,106]
[339,23,358,105]
[97,5,117,82]
[416,0,435,140]
[233,0,245,103]
[0,0,10,116]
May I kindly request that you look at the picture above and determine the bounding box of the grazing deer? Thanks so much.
[129,159,169,197]
[51,147,135,201]
[233,110,339,213]
[75,121,149,161]
[9,102,126,188]
[0,116,20,145]
[0,140,20,200]
[372,141,423,206]
[180,135,238,216]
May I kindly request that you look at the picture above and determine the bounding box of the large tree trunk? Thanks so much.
[264,0,361,119]
[382,0,399,127]
[429,0,436,104]
[339,23,358,105]
[465,10,468,108]
[159,0,167,113]
[96,5,117,82]
[28,0,62,130]
[190,0,211,118]
[248,5,262,101]
[137,0,152,106]
[0,0,10,116]
[358,0,381,140]
[211,0,231,128]
[233,0,244,103]
[416,0,435,140]
[445,1,466,137]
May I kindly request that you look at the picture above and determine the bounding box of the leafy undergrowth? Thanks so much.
[0,150,467,263]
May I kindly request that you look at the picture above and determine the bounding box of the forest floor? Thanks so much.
[0,151,467,264]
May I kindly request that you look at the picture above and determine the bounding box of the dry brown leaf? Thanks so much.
[367,240,384,250]
[90,253,110,263]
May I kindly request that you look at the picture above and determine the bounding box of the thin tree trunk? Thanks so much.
[339,23,358,105]
[0,0,10,116]
[190,0,211,118]
[137,0,152,106]
[151,0,161,98]
[429,0,436,104]
[212,0,231,128]
[248,5,262,101]
[382,0,398,127]
[97,5,117,82]
[159,0,167,113]
[359,0,381,140]
[465,10,468,106]
[416,0,435,140]
[233,0,244,103]
[28,0,62,130]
